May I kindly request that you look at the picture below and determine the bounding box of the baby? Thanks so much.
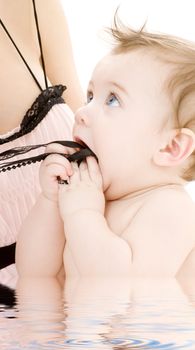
[16,17,195,279]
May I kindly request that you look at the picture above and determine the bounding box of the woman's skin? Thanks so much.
[0,0,84,134]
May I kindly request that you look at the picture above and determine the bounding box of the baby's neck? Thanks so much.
[115,182,185,203]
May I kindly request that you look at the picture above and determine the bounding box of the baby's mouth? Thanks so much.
[72,138,97,162]
[73,136,88,148]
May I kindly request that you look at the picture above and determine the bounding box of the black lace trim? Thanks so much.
[0,85,66,145]
[0,140,97,173]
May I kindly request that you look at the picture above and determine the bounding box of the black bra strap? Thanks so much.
[0,0,48,91]
[0,18,43,91]
[32,0,48,89]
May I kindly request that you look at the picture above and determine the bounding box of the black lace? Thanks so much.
[0,0,66,146]
[0,85,66,145]
[0,140,97,173]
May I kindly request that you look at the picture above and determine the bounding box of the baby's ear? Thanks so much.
[153,128,195,167]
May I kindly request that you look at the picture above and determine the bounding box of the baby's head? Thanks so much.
[74,16,195,199]
[109,16,195,179]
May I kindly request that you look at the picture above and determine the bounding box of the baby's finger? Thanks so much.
[46,142,68,154]
[46,141,77,157]
[39,162,69,196]
[87,156,103,188]
[42,153,73,176]
[79,161,90,182]
[69,162,80,184]
[46,163,69,182]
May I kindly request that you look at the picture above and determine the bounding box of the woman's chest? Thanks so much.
[0,43,49,133]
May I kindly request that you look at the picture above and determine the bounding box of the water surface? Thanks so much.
[0,277,195,349]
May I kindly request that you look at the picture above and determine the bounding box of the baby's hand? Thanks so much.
[39,143,73,202]
[58,156,105,220]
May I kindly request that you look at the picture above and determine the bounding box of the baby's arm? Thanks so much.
[16,144,72,278]
[58,157,195,278]
[59,157,132,278]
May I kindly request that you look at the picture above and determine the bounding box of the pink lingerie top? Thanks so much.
[0,0,74,287]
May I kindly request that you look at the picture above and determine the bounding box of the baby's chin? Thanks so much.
[102,179,117,200]
[104,189,119,201]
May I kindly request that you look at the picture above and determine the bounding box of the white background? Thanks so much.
[62,0,195,199]
[62,0,195,90]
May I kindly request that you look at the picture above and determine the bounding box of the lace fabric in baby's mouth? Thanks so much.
[0,140,97,173]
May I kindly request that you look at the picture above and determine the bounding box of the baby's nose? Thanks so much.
[74,107,90,126]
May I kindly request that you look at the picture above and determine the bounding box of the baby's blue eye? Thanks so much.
[106,93,120,107]
[87,91,93,103]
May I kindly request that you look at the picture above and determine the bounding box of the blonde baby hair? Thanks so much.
[108,13,195,180]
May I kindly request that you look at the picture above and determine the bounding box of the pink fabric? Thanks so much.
[0,103,74,286]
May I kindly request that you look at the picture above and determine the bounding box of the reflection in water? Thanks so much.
[0,283,16,309]
[0,276,195,348]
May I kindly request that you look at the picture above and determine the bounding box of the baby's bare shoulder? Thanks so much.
[123,186,195,239]
[142,187,195,230]
[148,187,195,220]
